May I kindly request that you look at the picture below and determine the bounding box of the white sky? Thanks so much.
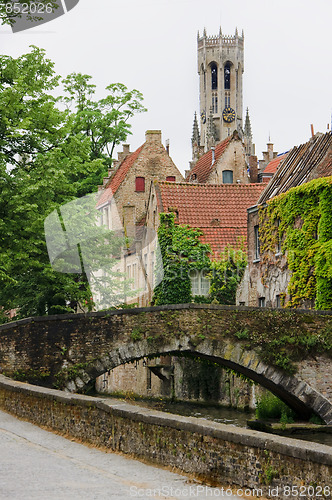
[1,0,331,173]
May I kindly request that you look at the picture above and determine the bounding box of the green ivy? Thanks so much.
[259,177,332,310]
[209,244,247,305]
[152,213,211,305]
[152,213,247,306]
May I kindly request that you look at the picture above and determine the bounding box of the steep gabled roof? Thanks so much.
[185,136,232,183]
[155,182,265,258]
[259,132,332,204]
[97,144,144,207]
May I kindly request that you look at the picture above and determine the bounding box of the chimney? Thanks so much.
[249,155,258,183]
[145,130,162,144]
[211,146,215,165]
[310,124,315,137]
[117,144,131,163]
[165,139,170,155]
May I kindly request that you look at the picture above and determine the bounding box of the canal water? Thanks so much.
[98,395,332,448]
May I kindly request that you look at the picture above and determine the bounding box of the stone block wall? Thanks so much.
[0,375,331,499]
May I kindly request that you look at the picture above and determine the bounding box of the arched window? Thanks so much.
[224,63,231,90]
[212,92,218,114]
[211,63,218,90]
[222,170,233,184]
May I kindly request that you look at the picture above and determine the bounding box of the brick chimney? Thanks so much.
[145,130,162,144]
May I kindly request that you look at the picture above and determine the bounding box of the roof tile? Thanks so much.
[186,137,232,183]
[97,144,144,206]
[156,182,265,258]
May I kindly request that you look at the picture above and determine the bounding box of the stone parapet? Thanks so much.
[0,375,331,498]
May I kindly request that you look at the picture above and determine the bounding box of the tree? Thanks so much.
[0,46,146,320]
[61,74,146,167]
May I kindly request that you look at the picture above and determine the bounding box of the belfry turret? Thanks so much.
[196,27,244,151]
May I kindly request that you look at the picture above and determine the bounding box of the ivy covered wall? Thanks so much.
[259,176,332,310]
[152,212,247,306]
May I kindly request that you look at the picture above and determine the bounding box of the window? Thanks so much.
[147,368,152,390]
[151,251,155,288]
[239,302,245,306]
[254,225,260,260]
[224,63,231,90]
[225,91,230,108]
[132,262,137,289]
[222,170,233,184]
[190,270,210,296]
[144,253,148,291]
[135,176,145,192]
[166,176,176,182]
[258,297,265,308]
[276,295,281,308]
[211,63,218,90]
[212,92,218,114]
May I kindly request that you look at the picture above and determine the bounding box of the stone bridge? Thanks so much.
[0,304,332,424]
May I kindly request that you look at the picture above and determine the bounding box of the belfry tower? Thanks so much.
[195,27,244,152]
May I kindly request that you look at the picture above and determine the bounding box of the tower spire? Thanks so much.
[191,112,200,146]
[191,112,201,160]
[244,107,252,139]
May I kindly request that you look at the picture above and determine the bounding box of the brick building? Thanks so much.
[186,131,257,184]
[237,132,332,308]
[97,130,183,230]
[143,181,265,304]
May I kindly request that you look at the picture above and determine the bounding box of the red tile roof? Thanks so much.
[155,182,265,258]
[263,153,288,174]
[97,144,144,207]
[186,137,232,183]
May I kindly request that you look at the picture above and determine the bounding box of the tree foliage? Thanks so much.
[0,46,146,320]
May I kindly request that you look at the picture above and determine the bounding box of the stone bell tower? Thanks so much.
[195,27,244,152]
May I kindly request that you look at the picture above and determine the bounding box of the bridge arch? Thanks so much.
[0,304,331,424]
[67,334,332,424]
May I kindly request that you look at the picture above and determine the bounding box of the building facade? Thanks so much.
[237,132,332,308]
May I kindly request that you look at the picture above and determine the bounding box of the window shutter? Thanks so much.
[135,177,145,192]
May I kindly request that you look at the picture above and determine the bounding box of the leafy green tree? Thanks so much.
[61,74,146,167]
[0,46,146,320]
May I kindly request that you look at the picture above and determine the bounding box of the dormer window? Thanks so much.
[211,63,218,90]
[224,63,231,90]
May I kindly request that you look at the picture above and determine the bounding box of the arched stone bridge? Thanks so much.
[0,304,332,424]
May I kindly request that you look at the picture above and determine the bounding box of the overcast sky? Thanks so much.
[1,0,331,173]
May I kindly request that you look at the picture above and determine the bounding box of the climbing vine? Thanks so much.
[259,177,332,309]
[209,243,247,305]
[152,212,211,305]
